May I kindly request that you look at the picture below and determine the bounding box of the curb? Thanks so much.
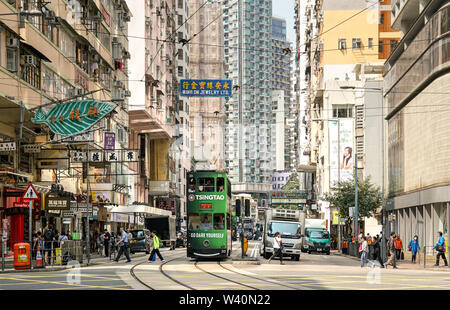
[0,253,147,274]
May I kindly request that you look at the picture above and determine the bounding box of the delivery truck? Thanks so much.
[301,218,331,255]
[144,216,176,247]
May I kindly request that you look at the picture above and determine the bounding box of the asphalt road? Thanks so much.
[1,241,450,290]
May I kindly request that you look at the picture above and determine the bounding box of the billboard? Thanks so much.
[329,119,354,187]
[179,79,232,97]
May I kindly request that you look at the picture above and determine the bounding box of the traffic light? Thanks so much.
[235,199,241,217]
[244,199,250,217]
[307,199,312,206]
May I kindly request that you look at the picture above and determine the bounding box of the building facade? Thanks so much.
[0,0,133,251]
[189,0,225,172]
[384,0,450,253]
[223,0,272,197]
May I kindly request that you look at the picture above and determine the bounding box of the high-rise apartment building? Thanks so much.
[271,17,295,170]
[223,0,272,196]
[189,0,226,171]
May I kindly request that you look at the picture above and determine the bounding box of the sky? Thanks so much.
[272,0,296,44]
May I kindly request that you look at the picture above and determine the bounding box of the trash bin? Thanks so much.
[14,243,31,270]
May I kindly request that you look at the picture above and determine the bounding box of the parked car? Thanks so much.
[129,229,151,254]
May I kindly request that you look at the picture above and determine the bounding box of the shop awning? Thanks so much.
[106,205,171,216]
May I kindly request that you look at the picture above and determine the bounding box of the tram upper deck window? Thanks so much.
[214,213,225,230]
[217,178,225,192]
[188,178,195,193]
[200,214,212,230]
[188,213,199,230]
[198,177,215,192]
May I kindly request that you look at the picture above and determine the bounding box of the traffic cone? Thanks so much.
[35,246,43,268]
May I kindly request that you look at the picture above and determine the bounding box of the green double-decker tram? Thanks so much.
[186,171,232,258]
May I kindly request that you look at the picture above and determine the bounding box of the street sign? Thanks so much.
[179,79,232,97]
[22,184,39,200]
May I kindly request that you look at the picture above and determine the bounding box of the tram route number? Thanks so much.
[190,232,224,238]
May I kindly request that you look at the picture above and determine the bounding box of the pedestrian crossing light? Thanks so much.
[307,199,312,206]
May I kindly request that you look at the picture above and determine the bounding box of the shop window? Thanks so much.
[188,213,199,230]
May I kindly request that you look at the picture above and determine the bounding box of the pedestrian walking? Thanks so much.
[360,236,369,267]
[268,232,284,265]
[43,226,56,265]
[433,231,448,267]
[98,232,104,256]
[148,231,166,263]
[408,235,420,263]
[395,234,403,260]
[384,232,398,269]
[126,228,133,241]
[103,229,111,257]
[32,231,43,260]
[372,236,384,267]
[114,227,131,263]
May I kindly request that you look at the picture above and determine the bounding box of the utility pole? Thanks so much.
[86,142,91,265]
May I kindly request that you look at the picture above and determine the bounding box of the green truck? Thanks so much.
[301,219,331,255]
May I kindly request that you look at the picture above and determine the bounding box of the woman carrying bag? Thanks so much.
[268,232,284,265]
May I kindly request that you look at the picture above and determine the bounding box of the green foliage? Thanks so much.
[281,172,300,192]
[323,176,382,220]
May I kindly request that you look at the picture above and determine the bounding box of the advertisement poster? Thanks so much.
[90,191,112,204]
[330,119,354,187]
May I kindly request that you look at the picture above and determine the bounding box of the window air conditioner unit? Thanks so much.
[6,38,20,48]
[123,13,130,22]
[112,37,119,43]
[77,88,85,95]
[114,80,122,87]
[124,90,131,97]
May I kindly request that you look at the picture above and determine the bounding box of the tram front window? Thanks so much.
[200,214,212,230]
[198,178,215,192]
[214,213,225,230]
[189,213,200,230]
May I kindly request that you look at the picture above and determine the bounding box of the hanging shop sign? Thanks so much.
[70,149,139,163]
[104,132,115,150]
[113,213,128,223]
[0,141,16,151]
[179,79,232,97]
[45,197,71,210]
[31,100,116,136]
[24,144,41,153]
[89,191,112,204]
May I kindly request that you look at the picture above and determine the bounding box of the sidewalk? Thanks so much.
[0,252,147,274]
[332,250,450,272]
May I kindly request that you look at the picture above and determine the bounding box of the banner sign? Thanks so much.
[104,132,115,150]
[31,100,116,136]
[330,119,354,187]
[70,150,138,163]
[179,79,232,97]
[89,191,112,204]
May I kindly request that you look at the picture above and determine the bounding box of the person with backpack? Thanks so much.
[268,232,284,265]
[433,231,448,267]
[148,231,166,263]
[43,227,56,265]
[408,235,420,264]
[360,236,369,267]
[384,232,398,269]
[114,227,131,263]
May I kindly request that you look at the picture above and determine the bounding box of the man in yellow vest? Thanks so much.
[148,231,166,263]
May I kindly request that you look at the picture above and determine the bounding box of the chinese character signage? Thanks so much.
[31,100,117,135]
[45,197,71,210]
[179,79,232,97]
[104,132,115,150]
[70,149,139,163]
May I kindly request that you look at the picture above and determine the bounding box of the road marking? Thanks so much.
[0,276,129,290]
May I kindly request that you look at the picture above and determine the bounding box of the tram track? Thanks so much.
[217,261,301,290]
